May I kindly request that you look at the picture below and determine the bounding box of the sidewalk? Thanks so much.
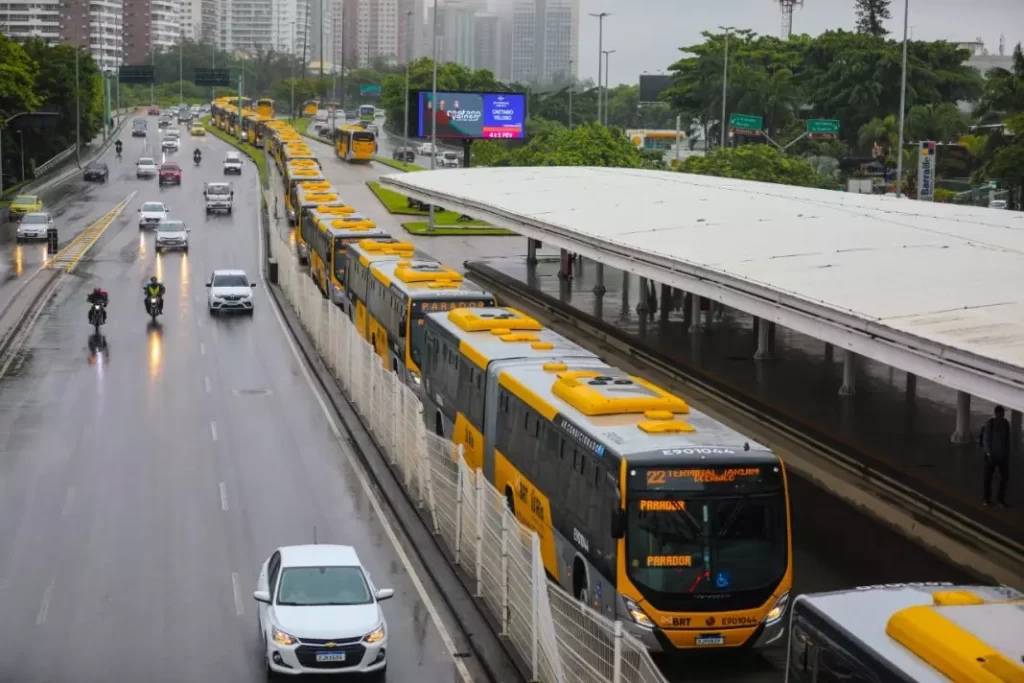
[466,255,1024,548]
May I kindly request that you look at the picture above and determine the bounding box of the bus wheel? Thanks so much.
[434,414,444,438]
[573,559,588,604]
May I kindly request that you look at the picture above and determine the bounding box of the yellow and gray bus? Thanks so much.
[335,125,376,163]
[301,207,389,307]
[419,320,794,653]
[787,583,1024,682]
[282,168,327,223]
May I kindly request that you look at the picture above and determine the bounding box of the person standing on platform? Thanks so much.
[979,405,1011,508]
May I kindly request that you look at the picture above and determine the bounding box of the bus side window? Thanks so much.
[456,356,474,420]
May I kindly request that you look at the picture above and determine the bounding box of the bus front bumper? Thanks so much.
[625,617,786,652]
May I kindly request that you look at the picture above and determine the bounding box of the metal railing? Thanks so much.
[266,217,669,683]
[33,144,76,177]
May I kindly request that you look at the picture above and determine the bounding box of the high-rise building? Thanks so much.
[509,0,578,85]
[0,0,62,44]
[472,13,500,76]
[396,0,420,63]
[434,0,480,66]
[219,0,274,52]
[342,0,399,68]
[60,0,124,71]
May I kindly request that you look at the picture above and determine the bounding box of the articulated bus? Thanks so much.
[281,143,317,171]
[304,100,320,117]
[242,114,270,146]
[283,169,327,223]
[281,156,320,184]
[292,192,349,263]
[272,133,305,169]
[418,322,794,653]
[359,105,375,122]
[351,257,496,382]
[336,126,376,163]
[344,239,420,338]
[256,98,275,118]
[787,583,1024,682]
[301,207,389,306]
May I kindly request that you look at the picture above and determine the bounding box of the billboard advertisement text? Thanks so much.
[412,91,526,140]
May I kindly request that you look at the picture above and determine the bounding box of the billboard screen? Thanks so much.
[639,75,673,104]
[410,90,527,140]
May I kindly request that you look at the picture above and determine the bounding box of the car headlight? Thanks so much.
[363,624,385,644]
[622,596,654,628]
[763,592,789,625]
[272,627,296,646]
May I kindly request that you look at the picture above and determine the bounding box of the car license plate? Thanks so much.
[695,635,725,646]
[315,651,346,663]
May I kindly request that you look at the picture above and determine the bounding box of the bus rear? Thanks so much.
[347,129,376,162]
[256,98,275,118]
[359,105,375,122]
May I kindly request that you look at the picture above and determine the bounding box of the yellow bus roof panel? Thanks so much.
[330,216,375,229]
[551,370,689,417]
[447,307,542,333]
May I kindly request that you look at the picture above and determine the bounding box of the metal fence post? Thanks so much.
[531,532,540,681]
[426,437,439,531]
[454,453,464,565]
[390,380,400,460]
[612,620,623,683]
[475,472,484,597]
[500,509,510,635]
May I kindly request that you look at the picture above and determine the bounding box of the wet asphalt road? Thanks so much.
[301,144,979,683]
[0,129,469,682]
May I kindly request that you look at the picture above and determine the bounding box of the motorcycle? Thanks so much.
[145,295,163,322]
[193,153,202,167]
[87,303,106,333]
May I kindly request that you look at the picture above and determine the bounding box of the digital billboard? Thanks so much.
[638,75,673,104]
[409,90,527,140]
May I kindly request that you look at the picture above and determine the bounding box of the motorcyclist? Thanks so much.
[193,148,202,165]
[114,139,123,156]
[143,276,166,315]
[86,286,109,324]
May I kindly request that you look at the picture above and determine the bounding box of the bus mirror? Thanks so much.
[611,509,626,539]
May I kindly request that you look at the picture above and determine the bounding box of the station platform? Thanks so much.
[465,255,1024,548]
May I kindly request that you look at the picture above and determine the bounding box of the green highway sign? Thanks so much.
[728,113,763,135]
[195,68,231,87]
[360,84,381,96]
[119,65,154,85]
[807,119,840,137]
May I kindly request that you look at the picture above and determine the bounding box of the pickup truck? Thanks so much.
[204,182,234,214]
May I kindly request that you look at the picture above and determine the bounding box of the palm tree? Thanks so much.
[905,103,966,143]
[857,114,898,160]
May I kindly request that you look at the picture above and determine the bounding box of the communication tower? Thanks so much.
[777,0,803,40]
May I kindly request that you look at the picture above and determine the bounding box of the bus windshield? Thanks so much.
[626,464,787,608]
[409,298,494,368]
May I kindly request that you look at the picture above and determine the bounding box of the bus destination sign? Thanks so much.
[638,466,781,492]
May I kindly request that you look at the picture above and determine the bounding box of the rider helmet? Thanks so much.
[150,276,159,284]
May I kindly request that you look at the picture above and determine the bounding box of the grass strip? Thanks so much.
[401,221,516,237]
[200,116,267,186]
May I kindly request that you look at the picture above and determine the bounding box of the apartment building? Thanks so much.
[509,0,578,84]
[60,0,124,71]
[342,0,399,68]
[473,13,501,77]
[0,0,62,44]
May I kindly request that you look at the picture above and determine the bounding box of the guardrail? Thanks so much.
[34,144,76,177]
[266,224,668,683]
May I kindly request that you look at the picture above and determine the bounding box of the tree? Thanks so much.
[676,144,833,188]
[0,35,41,117]
[854,0,891,38]
[904,102,966,143]
[379,59,505,135]
[472,123,661,169]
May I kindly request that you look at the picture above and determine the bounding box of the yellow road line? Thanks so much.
[49,191,137,272]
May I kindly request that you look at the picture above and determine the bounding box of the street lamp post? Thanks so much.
[75,45,81,165]
[428,0,440,233]
[290,22,297,120]
[568,58,573,128]
[179,33,184,104]
[404,10,413,147]
[602,49,616,126]
[895,0,910,197]
[16,131,25,182]
[719,25,735,149]
[589,12,610,126]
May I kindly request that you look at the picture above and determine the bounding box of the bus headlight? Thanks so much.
[410,372,421,386]
[763,592,790,625]
[622,596,654,628]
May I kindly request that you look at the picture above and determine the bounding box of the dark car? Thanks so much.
[148,106,160,115]
[393,146,416,163]
[159,116,171,128]
[83,161,109,182]
[158,162,182,185]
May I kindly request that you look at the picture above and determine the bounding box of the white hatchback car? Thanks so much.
[155,220,189,252]
[138,201,169,228]
[206,269,255,314]
[254,545,392,679]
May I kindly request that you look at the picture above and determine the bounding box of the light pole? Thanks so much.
[16,131,24,182]
[290,21,297,120]
[590,12,609,126]
[568,58,573,127]
[179,33,184,104]
[719,26,735,149]
[404,9,413,147]
[427,0,439,233]
[75,45,81,165]
[602,49,615,126]
[211,42,217,102]
[895,0,909,197]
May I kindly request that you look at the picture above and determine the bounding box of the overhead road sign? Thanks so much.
[360,84,381,96]
[195,68,231,87]
[119,65,154,85]
[728,113,763,136]
[807,119,840,139]
[638,75,673,104]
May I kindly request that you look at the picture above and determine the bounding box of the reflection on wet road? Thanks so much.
[0,128,469,682]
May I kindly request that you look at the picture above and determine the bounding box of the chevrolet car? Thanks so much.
[8,194,42,221]
[155,220,189,253]
[16,212,54,242]
[254,545,392,679]
[138,201,169,228]
[158,162,182,185]
[83,161,109,182]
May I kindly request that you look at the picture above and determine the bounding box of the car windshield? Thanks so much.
[88,162,106,170]
[276,566,372,607]
[225,153,240,162]
[213,274,248,287]
[22,214,47,224]
[14,196,35,204]
[158,222,185,232]
[625,464,788,609]
[207,184,230,194]
[161,164,179,170]
[142,203,165,212]
[139,158,154,165]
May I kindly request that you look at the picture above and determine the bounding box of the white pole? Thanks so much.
[590,13,608,125]
[179,34,184,104]
[676,113,682,163]
[602,50,615,126]
[428,0,438,232]
[76,46,81,165]
[404,10,412,147]
[568,58,573,128]
[719,27,733,149]
[895,0,909,197]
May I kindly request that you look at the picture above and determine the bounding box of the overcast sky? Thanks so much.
[575,0,1024,86]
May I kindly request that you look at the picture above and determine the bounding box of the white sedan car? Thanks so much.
[136,157,158,178]
[138,201,169,228]
[206,269,255,314]
[161,136,179,151]
[155,220,189,252]
[16,212,54,242]
[254,545,392,679]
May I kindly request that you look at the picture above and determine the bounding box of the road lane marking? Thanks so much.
[263,223,473,683]
[205,376,211,393]
[50,193,137,272]
[60,486,75,517]
[231,572,244,616]
[210,421,218,441]
[219,482,228,511]
[200,342,206,355]
[36,578,54,625]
